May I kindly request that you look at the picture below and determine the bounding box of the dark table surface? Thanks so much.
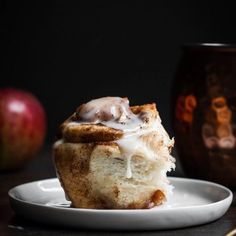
[0,147,236,236]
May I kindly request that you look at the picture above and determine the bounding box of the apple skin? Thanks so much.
[0,88,46,170]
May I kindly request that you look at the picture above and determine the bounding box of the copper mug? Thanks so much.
[172,43,236,188]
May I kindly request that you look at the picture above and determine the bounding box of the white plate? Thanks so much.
[8,177,233,230]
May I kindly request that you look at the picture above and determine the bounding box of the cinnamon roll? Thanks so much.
[53,97,175,209]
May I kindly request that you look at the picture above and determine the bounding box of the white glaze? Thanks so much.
[65,97,174,179]
[76,97,144,131]
[116,120,175,179]
[126,155,132,179]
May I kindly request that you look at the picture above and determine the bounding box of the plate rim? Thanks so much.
[8,176,233,213]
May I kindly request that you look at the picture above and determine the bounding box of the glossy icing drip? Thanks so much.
[76,97,144,131]
[67,97,174,179]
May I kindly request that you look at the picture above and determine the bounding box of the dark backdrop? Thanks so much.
[2,1,236,144]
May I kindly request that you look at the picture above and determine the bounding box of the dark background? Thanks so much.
[2,1,236,144]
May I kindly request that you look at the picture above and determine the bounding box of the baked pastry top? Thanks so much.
[53,97,175,209]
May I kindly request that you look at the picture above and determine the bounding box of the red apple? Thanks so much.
[0,88,46,170]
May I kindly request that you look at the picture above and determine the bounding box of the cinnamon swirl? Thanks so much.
[53,97,175,209]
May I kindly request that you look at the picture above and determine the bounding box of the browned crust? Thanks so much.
[131,103,157,115]
[58,103,158,143]
[54,141,167,209]
[53,102,168,209]
[63,124,123,143]
[126,189,165,209]
[54,143,97,208]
